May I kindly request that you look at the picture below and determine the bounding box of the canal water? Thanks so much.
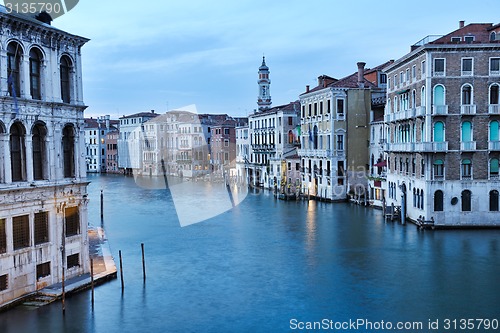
[1,173,500,333]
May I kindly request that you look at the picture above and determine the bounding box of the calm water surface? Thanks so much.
[1,174,499,333]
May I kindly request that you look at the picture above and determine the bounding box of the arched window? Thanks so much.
[420,189,424,209]
[461,190,471,211]
[490,190,499,211]
[416,189,420,208]
[490,158,499,179]
[433,121,444,142]
[421,86,426,107]
[434,190,444,211]
[10,122,26,181]
[29,48,43,100]
[62,125,75,178]
[490,32,497,42]
[461,159,472,179]
[490,121,499,141]
[461,121,472,142]
[313,126,318,149]
[490,84,499,105]
[433,85,445,105]
[7,42,23,98]
[32,123,47,180]
[60,55,72,103]
[413,188,417,207]
[461,84,473,105]
[433,159,444,178]
[490,190,498,212]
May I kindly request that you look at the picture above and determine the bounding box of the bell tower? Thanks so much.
[257,56,271,111]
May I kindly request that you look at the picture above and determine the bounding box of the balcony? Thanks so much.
[460,104,476,115]
[413,141,448,152]
[460,141,476,151]
[415,106,426,117]
[489,104,500,114]
[489,140,500,150]
[432,105,448,115]
[298,149,334,158]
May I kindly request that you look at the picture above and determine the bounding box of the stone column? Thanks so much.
[2,133,12,184]
[25,135,34,182]
[0,49,8,96]
[21,55,30,99]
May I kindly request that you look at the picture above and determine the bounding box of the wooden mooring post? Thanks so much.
[100,190,104,220]
[119,250,124,291]
[141,243,146,282]
[90,258,95,308]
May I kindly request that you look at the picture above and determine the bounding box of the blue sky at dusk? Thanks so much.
[54,0,499,118]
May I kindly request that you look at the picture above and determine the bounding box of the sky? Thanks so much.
[52,0,499,119]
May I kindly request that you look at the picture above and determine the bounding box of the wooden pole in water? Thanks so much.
[100,190,104,220]
[141,243,146,282]
[90,258,95,307]
[119,250,124,291]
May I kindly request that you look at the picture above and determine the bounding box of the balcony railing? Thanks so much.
[432,105,448,115]
[489,104,500,114]
[415,106,426,117]
[460,141,476,151]
[489,140,500,150]
[412,141,448,152]
[460,104,476,115]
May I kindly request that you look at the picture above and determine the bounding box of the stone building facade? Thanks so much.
[0,8,90,306]
[298,62,389,201]
[384,21,500,226]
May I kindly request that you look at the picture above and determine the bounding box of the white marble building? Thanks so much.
[0,7,90,306]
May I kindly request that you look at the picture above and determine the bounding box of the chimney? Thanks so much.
[306,85,310,93]
[357,62,366,88]
[459,20,465,28]
[151,109,155,113]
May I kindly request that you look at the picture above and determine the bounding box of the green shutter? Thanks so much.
[491,159,499,173]
[490,121,499,141]
[461,121,472,141]
[433,122,444,142]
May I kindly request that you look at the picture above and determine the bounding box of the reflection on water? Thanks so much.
[132,175,248,226]
[0,174,499,333]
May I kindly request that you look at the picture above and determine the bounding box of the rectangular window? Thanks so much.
[308,104,311,117]
[34,212,49,245]
[0,274,7,291]
[224,128,230,135]
[412,65,416,79]
[461,58,473,75]
[314,103,317,116]
[337,99,344,118]
[336,135,344,150]
[451,37,461,42]
[65,207,80,237]
[301,105,305,118]
[67,253,80,269]
[405,69,410,81]
[36,262,51,280]
[490,58,500,75]
[13,215,30,250]
[224,152,229,162]
[0,219,6,254]
[380,73,387,84]
[288,117,293,125]
[434,59,445,76]
[464,36,474,43]
[224,139,229,147]
[421,60,426,76]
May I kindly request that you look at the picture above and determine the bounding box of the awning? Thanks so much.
[374,160,387,167]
